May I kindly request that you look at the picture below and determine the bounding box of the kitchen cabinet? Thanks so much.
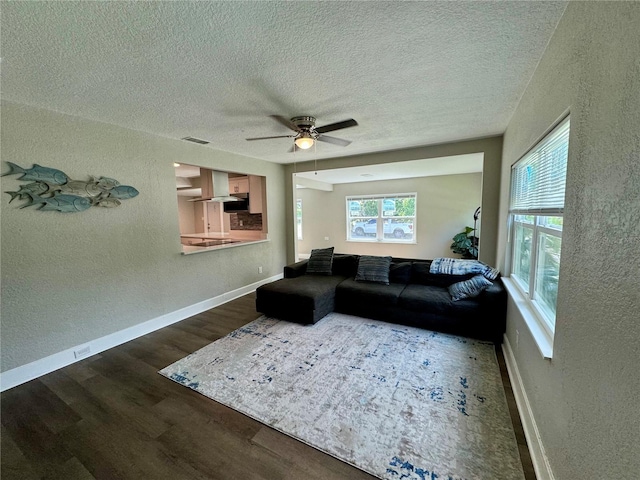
[228,176,249,194]
[248,175,265,214]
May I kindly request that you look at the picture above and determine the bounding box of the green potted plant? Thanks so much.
[450,207,480,259]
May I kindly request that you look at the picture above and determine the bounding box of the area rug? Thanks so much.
[159,313,525,480]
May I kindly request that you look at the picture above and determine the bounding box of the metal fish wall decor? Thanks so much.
[2,162,139,213]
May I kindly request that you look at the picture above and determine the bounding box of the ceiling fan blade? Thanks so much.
[269,115,301,132]
[246,135,296,141]
[315,118,358,134]
[317,135,352,147]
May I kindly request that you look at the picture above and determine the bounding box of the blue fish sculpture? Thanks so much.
[93,197,122,208]
[2,162,69,184]
[94,176,120,190]
[5,181,50,203]
[22,193,92,213]
[106,185,139,199]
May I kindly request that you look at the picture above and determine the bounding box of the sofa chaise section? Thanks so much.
[255,273,348,324]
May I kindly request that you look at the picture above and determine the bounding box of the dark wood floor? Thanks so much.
[1,292,536,479]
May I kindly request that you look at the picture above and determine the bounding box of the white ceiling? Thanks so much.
[294,153,484,186]
[2,1,567,169]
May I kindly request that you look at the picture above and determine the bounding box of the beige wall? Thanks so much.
[296,173,482,260]
[0,101,287,373]
[498,3,640,478]
[177,195,197,234]
[285,136,503,265]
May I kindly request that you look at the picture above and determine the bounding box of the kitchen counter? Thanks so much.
[180,231,268,254]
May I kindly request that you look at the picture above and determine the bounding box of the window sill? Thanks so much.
[346,239,417,244]
[502,277,554,359]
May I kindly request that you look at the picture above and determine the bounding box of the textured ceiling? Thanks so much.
[1,1,567,165]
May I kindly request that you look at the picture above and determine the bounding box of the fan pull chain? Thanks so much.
[314,141,317,175]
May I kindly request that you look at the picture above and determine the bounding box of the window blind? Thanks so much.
[510,116,570,215]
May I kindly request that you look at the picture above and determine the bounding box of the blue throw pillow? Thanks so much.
[355,255,392,285]
[306,247,334,275]
[448,274,493,301]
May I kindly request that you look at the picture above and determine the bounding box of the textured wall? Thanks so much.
[296,174,482,260]
[499,3,640,478]
[0,101,286,372]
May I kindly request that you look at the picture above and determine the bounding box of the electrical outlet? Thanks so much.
[515,329,520,348]
[324,236,329,241]
[74,345,91,359]
[258,266,263,274]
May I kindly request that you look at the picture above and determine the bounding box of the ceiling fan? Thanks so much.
[246,115,358,152]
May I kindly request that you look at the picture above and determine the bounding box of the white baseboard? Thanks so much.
[502,335,556,480]
[0,274,282,393]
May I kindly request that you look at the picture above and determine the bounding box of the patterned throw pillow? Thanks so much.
[306,247,334,275]
[355,255,393,285]
[448,274,493,301]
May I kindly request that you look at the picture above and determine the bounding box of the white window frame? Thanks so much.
[505,115,569,359]
[346,193,417,244]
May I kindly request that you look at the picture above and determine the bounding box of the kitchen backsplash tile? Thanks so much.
[230,212,263,230]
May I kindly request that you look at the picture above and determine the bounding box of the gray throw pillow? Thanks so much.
[389,261,412,284]
[355,255,392,285]
[332,254,358,277]
[306,247,334,275]
[448,274,493,301]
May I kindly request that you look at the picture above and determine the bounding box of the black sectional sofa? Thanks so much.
[256,253,507,343]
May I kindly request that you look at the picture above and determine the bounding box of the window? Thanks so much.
[346,193,416,243]
[508,116,569,345]
[296,198,303,240]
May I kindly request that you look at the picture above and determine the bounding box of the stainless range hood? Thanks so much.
[188,169,241,202]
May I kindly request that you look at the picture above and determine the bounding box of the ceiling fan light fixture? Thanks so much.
[246,115,357,152]
[295,135,314,150]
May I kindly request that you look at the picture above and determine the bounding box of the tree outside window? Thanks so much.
[296,198,302,240]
